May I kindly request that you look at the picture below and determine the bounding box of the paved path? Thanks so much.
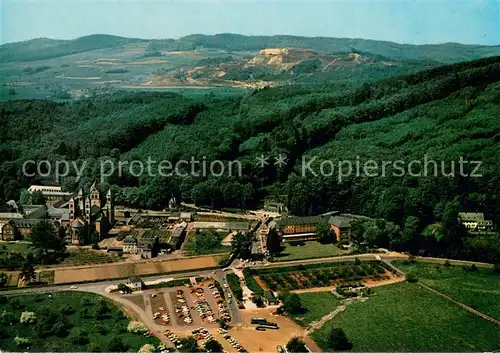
[305,305,346,334]
[419,283,500,326]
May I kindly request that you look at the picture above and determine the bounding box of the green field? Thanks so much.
[311,282,500,352]
[292,292,340,327]
[395,261,500,320]
[0,242,32,254]
[273,241,350,262]
[0,291,158,352]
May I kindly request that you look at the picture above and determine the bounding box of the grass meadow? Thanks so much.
[311,282,500,352]
[273,241,350,262]
[293,292,340,327]
[395,261,500,320]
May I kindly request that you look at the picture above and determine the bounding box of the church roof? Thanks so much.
[329,216,351,228]
[71,218,85,228]
[90,204,102,216]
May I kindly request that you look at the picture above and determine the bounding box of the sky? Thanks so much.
[1,0,499,45]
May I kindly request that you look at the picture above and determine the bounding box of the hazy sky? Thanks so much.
[1,0,499,45]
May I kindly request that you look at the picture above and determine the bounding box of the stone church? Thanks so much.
[68,182,115,245]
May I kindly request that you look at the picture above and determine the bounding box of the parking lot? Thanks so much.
[120,278,232,331]
[149,292,171,326]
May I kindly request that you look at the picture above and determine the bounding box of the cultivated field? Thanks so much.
[395,261,500,320]
[311,282,500,352]
[251,260,396,291]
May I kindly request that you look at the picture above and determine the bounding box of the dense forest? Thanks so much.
[1,55,500,262]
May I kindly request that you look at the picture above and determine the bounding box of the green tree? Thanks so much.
[286,337,308,352]
[87,342,102,352]
[403,216,420,245]
[178,336,201,352]
[231,232,254,260]
[0,310,16,324]
[20,261,36,284]
[284,293,303,315]
[19,189,32,205]
[363,225,382,247]
[266,228,282,255]
[216,318,229,330]
[0,272,7,287]
[317,220,332,243]
[35,308,70,338]
[31,191,46,205]
[205,339,224,352]
[326,327,353,351]
[105,336,128,352]
[30,220,66,262]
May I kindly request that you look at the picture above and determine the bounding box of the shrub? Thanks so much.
[0,272,7,287]
[14,335,30,347]
[20,311,37,324]
[127,321,148,334]
[286,337,308,352]
[0,310,16,324]
[407,272,418,283]
[139,343,156,353]
[87,343,102,352]
[69,328,90,345]
[493,263,500,274]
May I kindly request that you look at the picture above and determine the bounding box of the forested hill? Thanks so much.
[0,34,145,62]
[1,55,500,261]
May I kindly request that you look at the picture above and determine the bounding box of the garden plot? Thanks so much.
[252,261,395,291]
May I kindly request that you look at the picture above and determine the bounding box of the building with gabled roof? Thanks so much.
[458,212,494,232]
[272,212,351,244]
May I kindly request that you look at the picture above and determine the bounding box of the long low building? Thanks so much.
[192,221,251,232]
[272,213,351,244]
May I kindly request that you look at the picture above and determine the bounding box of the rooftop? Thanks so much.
[458,212,486,222]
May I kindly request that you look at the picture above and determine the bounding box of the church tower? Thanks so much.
[106,189,115,225]
[77,189,85,218]
[90,182,101,208]
[69,197,76,221]
[85,196,91,222]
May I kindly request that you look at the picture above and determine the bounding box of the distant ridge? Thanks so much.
[1,33,500,64]
[0,34,146,63]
